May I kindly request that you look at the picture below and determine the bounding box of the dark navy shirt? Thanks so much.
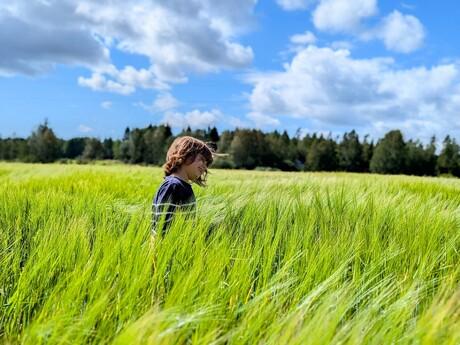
[152,175,196,235]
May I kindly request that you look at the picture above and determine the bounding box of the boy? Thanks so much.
[152,136,215,236]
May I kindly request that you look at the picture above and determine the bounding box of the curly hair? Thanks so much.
[162,136,215,187]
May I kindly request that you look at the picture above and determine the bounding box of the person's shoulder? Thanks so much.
[157,176,191,196]
[166,175,192,189]
[157,176,180,193]
[155,176,194,205]
[155,178,178,204]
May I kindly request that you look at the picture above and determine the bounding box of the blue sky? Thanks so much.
[0,0,459,143]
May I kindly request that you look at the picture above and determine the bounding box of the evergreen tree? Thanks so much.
[265,130,297,170]
[102,138,114,159]
[155,125,173,164]
[265,130,283,168]
[16,139,30,161]
[405,138,437,176]
[63,138,86,159]
[297,133,316,167]
[27,120,61,163]
[112,140,121,160]
[0,139,11,160]
[230,129,266,169]
[116,127,131,162]
[425,136,438,176]
[361,135,374,172]
[280,130,293,162]
[123,127,131,141]
[338,130,363,172]
[181,126,193,137]
[82,138,105,160]
[208,126,220,143]
[370,130,406,174]
[306,136,338,171]
[116,140,130,162]
[128,128,145,164]
[438,136,460,176]
[142,125,157,165]
[143,125,172,165]
[1,138,29,161]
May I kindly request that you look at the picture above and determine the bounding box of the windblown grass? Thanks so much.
[1,162,459,344]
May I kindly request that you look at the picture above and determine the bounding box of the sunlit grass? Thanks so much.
[1,162,459,344]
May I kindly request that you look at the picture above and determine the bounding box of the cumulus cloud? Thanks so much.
[401,3,416,11]
[162,109,223,129]
[78,66,170,94]
[330,41,354,50]
[135,93,180,113]
[101,101,112,110]
[80,0,255,80]
[247,112,281,127]
[226,116,252,129]
[312,0,378,33]
[0,7,109,76]
[154,93,180,112]
[116,66,170,90]
[78,73,135,95]
[290,31,317,45]
[78,125,93,133]
[276,0,316,11]
[309,1,425,54]
[245,45,460,140]
[0,0,255,87]
[376,11,425,53]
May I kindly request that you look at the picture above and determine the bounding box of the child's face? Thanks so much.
[184,154,207,181]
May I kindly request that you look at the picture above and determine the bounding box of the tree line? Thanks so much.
[1,121,459,177]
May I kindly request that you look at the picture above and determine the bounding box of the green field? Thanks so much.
[1,162,459,344]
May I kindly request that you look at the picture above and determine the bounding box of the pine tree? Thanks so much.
[63,138,87,159]
[338,130,363,172]
[27,120,61,163]
[438,136,460,176]
[370,130,406,174]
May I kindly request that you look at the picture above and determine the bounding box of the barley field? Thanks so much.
[0,162,459,344]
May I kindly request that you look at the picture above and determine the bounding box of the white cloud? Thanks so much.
[78,73,135,95]
[79,65,170,94]
[276,0,316,11]
[0,0,255,85]
[330,41,354,50]
[376,11,425,53]
[310,1,425,54]
[401,3,416,11]
[0,6,109,76]
[78,125,93,133]
[162,109,223,129]
[312,0,378,33]
[245,45,460,141]
[116,66,170,90]
[101,101,112,110]
[154,93,180,112]
[247,112,281,127]
[290,31,317,45]
[76,0,254,82]
[226,116,252,128]
[136,93,180,113]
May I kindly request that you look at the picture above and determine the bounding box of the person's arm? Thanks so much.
[152,184,179,234]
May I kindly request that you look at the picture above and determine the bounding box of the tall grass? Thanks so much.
[0,162,459,344]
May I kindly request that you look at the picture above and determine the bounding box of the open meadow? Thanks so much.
[1,162,459,344]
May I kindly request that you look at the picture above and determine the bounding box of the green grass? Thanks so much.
[1,162,459,344]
